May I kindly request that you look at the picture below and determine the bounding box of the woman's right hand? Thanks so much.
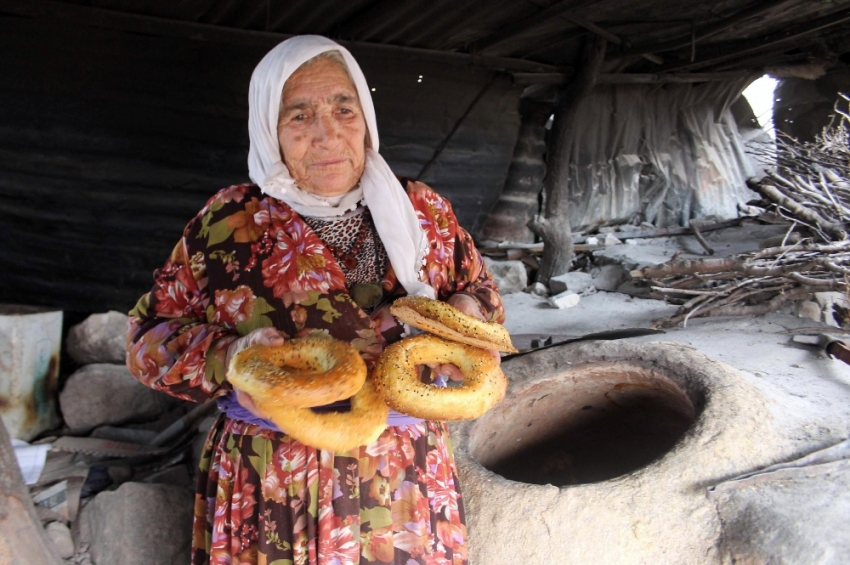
[225,327,286,417]
[225,327,287,369]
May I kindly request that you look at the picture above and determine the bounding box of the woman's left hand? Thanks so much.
[428,294,500,382]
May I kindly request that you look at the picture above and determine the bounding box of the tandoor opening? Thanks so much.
[468,363,700,487]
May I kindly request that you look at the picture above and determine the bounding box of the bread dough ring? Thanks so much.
[372,334,508,421]
[261,378,389,452]
[227,334,367,409]
[390,296,518,353]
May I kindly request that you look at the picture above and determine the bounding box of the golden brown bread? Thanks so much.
[372,334,507,421]
[389,296,518,353]
[258,377,389,452]
[227,334,367,409]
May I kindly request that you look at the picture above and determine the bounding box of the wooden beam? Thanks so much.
[563,13,664,64]
[659,7,850,73]
[513,70,753,86]
[531,36,607,284]
[467,0,599,53]
[597,71,754,84]
[381,0,462,45]
[0,0,566,75]
[618,0,797,58]
[519,27,588,58]
[406,0,486,48]
[333,0,404,41]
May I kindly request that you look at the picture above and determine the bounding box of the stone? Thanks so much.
[106,466,134,486]
[78,482,192,565]
[483,258,528,295]
[814,292,850,328]
[546,291,581,309]
[604,233,623,246]
[59,364,179,432]
[616,278,651,298]
[585,236,600,246]
[549,271,594,295]
[139,465,193,488]
[66,311,129,365]
[589,264,628,292]
[523,282,549,297]
[796,300,821,322]
[45,521,75,559]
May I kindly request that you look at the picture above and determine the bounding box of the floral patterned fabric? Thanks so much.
[127,179,504,565]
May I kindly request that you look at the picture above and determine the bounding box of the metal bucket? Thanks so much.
[0,305,63,440]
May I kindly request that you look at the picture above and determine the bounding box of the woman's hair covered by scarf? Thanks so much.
[248,35,380,185]
[246,35,435,299]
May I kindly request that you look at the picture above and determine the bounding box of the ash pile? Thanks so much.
[7,311,219,565]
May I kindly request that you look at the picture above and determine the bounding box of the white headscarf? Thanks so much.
[247,35,435,299]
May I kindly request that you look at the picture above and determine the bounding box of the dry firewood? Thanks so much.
[701,287,813,318]
[690,223,714,255]
[746,179,847,241]
[641,97,850,327]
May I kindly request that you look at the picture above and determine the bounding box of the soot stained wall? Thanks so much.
[0,15,520,312]
[775,68,850,143]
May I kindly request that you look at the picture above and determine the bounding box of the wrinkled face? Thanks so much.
[277,57,367,197]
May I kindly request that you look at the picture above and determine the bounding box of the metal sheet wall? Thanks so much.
[0,15,520,312]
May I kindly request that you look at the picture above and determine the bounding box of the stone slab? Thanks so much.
[78,482,192,565]
[59,364,179,432]
[66,311,128,365]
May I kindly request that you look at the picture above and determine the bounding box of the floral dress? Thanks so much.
[126,180,505,565]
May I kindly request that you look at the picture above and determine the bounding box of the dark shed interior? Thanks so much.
[2,0,850,313]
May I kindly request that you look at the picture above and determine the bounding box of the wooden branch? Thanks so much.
[598,72,751,84]
[747,178,847,241]
[563,13,622,45]
[0,0,567,75]
[632,257,744,279]
[574,218,744,243]
[632,249,850,280]
[514,71,751,85]
[653,285,810,328]
[617,0,796,58]
[642,111,850,328]
[691,224,714,255]
[705,287,815,318]
[659,7,850,73]
[468,0,599,53]
[562,13,663,65]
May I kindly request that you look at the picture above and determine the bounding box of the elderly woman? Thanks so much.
[127,35,505,565]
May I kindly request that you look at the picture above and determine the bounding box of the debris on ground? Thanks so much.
[4,311,220,565]
[484,97,850,330]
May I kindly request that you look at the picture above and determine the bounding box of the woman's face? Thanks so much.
[277,57,367,197]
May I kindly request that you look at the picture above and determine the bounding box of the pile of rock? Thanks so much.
[484,250,631,311]
[26,311,218,564]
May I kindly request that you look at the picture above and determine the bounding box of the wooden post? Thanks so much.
[530,36,607,284]
[0,418,63,564]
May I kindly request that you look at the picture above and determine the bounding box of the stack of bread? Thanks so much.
[227,297,516,451]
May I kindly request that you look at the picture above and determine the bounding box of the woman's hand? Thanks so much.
[225,327,287,368]
[427,294,501,382]
[225,328,286,417]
